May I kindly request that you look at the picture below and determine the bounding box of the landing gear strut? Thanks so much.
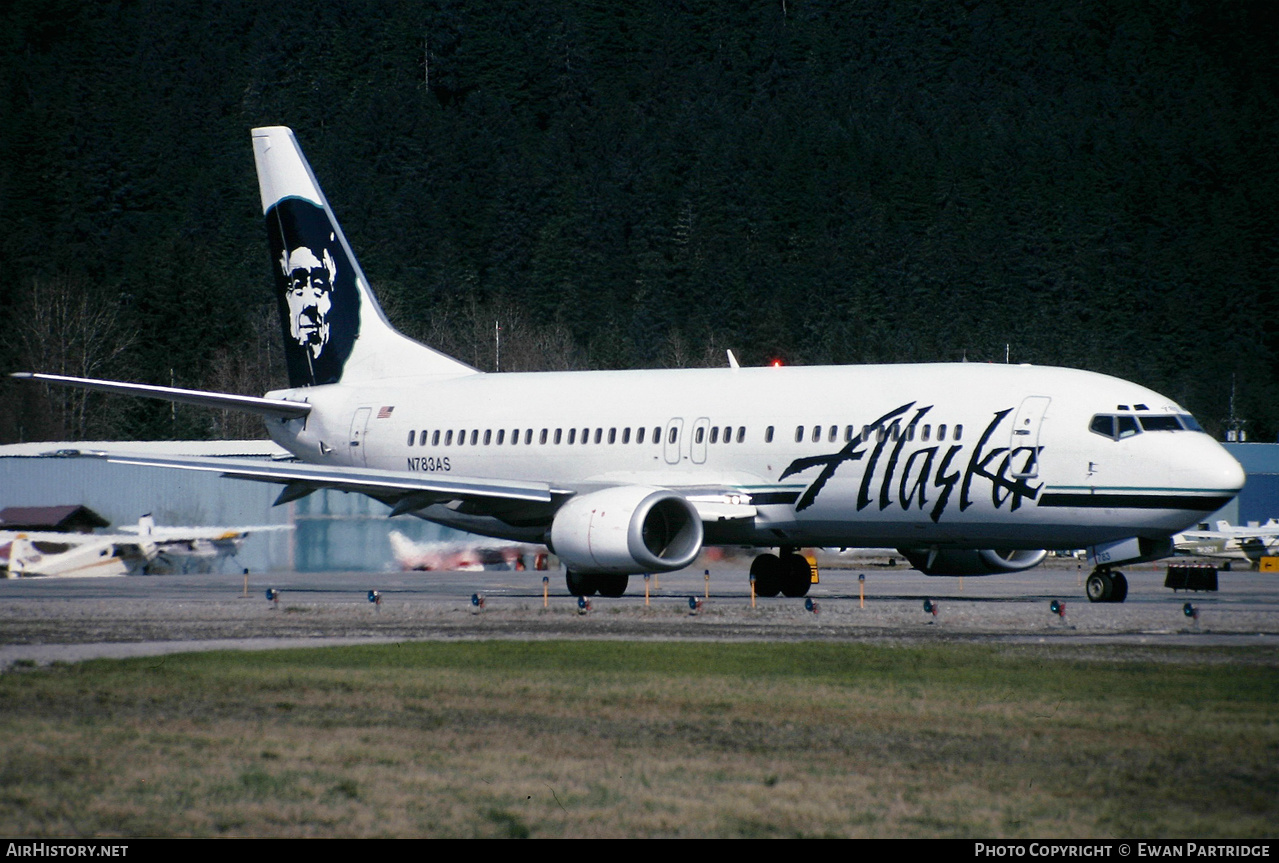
[749,548,812,598]
[1085,568,1128,603]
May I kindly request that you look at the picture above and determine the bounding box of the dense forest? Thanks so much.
[1,0,1275,442]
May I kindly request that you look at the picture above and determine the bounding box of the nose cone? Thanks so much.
[1182,438,1246,500]
[1212,444,1247,496]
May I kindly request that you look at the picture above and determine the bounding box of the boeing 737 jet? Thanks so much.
[14,127,1246,603]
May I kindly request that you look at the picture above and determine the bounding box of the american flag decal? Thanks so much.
[377,406,395,419]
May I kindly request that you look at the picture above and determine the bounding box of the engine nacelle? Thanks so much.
[550,486,703,574]
[898,548,1048,576]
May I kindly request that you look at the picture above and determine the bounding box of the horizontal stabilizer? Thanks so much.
[10,373,311,420]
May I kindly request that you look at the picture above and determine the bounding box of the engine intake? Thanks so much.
[550,486,703,574]
[899,548,1048,576]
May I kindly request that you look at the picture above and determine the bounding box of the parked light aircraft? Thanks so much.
[1174,519,1279,566]
[0,514,288,577]
[13,127,1246,602]
[387,530,545,572]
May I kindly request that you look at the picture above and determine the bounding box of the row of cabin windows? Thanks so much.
[405,422,960,448]
[406,426,678,447]
[793,422,963,445]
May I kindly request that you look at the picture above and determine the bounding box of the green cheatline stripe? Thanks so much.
[1039,491,1235,510]
[1047,485,1240,494]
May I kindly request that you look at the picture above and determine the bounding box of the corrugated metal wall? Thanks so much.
[0,457,460,572]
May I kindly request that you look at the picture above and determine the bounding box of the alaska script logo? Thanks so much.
[779,403,1042,522]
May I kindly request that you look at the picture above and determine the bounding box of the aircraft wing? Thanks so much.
[73,451,558,507]
[118,525,294,540]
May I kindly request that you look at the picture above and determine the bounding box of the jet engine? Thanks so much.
[549,486,703,574]
[898,548,1048,576]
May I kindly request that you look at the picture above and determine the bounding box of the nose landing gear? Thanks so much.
[1085,568,1128,603]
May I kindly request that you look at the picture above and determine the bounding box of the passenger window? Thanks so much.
[445,430,454,446]
[938,424,947,442]
[736,427,744,444]
[636,427,645,444]
[954,424,963,441]
[710,427,719,444]
[554,429,562,444]
[922,425,930,442]
[609,428,617,444]
[582,428,589,444]
[470,430,478,446]
[653,426,662,443]
[431,430,440,446]
[497,429,506,445]
[568,428,576,444]
[828,425,837,443]
[593,428,602,444]
[668,426,678,444]
[406,431,415,446]
[694,427,703,444]
[812,426,822,443]
[795,426,804,443]
[420,430,429,446]
[483,429,491,445]
[622,428,630,444]
[511,429,519,445]
[765,426,774,443]
[540,429,548,444]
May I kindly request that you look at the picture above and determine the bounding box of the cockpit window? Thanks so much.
[1090,412,1203,440]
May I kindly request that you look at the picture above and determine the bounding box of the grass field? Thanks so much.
[1,641,1275,838]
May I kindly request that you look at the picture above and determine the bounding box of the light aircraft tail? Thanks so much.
[251,126,475,388]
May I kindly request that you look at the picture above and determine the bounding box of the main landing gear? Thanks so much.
[1085,568,1128,603]
[749,548,812,598]
[565,571,629,598]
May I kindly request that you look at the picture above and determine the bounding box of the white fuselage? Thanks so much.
[266,362,1245,551]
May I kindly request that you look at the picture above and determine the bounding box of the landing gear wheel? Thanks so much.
[597,574,629,598]
[1109,571,1128,603]
[779,552,812,598]
[750,553,782,597]
[566,570,596,597]
[1085,569,1113,603]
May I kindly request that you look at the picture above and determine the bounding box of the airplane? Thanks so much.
[387,529,546,572]
[1173,519,1279,567]
[11,126,1246,603]
[0,514,289,577]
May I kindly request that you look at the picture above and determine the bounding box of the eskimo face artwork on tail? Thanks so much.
[266,198,358,387]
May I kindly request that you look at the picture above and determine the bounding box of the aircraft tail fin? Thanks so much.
[251,126,475,388]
